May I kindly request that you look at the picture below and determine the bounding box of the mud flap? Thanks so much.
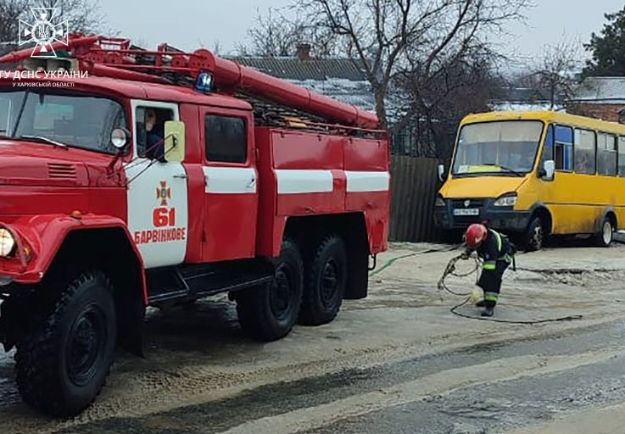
[0,297,19,351]
[116,291,146,357]
[0,287,41,352]
[344,247,369,300]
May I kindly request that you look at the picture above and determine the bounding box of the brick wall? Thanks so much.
[567,103,625,123]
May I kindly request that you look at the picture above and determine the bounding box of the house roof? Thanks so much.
[495,86,551,103]
[571,76,625,103]
[231,57,368,82]
[230,56,376,112]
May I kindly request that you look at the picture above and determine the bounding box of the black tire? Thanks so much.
[15,271,116,417]
[523,216,544,252]
[300,235,347,326]
[236,239,303,341]
[595,217,614,247]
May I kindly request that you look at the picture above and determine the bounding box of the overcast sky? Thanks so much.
[101,0,624,68]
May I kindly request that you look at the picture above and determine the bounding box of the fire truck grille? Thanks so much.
[48,163,77,180]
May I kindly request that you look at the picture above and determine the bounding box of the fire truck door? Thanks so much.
[125,101,189,269]
[201,111,258,262]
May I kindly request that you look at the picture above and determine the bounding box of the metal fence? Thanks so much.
[389,155,442,242]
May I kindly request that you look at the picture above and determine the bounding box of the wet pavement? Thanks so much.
[306,322,625,434]
[2,243,625,433]
[47,319,625,433]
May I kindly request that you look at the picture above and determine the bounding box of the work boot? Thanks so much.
[481,306,494,317]
[475,299,486,308]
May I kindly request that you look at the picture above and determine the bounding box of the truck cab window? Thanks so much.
[205,115,247,163]
[5,91,126,153]
[0,92,20,136]
[136,107,173,160]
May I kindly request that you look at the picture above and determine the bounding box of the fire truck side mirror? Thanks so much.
[164,121,186,163]
[111,128,131,152]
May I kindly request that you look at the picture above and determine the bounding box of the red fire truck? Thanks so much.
[0,36,390,416]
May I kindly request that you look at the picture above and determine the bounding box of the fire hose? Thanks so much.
[438,254,583,324]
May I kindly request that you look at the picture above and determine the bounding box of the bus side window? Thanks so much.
[574,129,596,174]
[554,125,573,171]
[597,133,617,176]
[619,136,625,176]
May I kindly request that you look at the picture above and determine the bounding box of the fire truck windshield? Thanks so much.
[0,90,127,154]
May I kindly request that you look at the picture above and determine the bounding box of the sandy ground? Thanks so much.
[1,240,625,433]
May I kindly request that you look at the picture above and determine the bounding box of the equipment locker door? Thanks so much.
[200,108,258,262]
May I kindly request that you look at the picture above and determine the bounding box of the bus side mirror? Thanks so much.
[438,164,447,182]
[541,160,555,181]
[164,121,186,163]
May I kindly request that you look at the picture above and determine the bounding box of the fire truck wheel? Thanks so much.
[236,239,303,341]
[299,235,347,325]
[15,271,117,417]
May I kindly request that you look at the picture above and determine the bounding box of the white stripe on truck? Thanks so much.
[275,169,334,194]
[345,171,390,192]
[203,167,257,194]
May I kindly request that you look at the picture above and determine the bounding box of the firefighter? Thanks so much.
[462,223,515,317]
[145,108,166,162]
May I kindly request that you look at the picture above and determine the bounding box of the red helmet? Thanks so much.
[465,224,488,249]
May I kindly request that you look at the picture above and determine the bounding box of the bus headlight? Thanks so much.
[0,228,16,257]
[435,197,446,207]
[494,193,517,207]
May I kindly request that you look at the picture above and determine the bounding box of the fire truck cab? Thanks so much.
[0,36,390,416]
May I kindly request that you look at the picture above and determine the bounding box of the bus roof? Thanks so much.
[461,111,625,134]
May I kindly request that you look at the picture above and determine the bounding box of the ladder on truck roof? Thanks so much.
[0,34,384,136]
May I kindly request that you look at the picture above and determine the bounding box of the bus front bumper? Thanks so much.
[434,201,531,232]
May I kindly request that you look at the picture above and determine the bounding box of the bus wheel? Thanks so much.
[524,216,544,252]
[595,217,614,247]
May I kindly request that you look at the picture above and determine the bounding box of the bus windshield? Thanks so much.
[0,89,126,154]
[452,121,544,176]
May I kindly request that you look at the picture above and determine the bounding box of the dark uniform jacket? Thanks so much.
[476,229,512,271]
[474,229,514,301]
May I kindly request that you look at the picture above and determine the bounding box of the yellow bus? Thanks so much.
[434,111,625,250]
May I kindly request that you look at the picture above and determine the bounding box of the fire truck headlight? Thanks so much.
[0,228,16,257]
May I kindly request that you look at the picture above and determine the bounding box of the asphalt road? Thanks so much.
[47,318,625,434]
[2,242,625,434]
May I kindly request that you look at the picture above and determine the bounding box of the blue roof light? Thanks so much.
[195,72,214,93]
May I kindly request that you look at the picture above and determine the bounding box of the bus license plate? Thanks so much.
[453,208,479,216]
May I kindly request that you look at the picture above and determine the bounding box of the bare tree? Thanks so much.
[294,0,531,130]
[240,7,338,57]
[0,0,105,49]
[395,44,504,158]
[531,39,581,109]
[0,0,24,48]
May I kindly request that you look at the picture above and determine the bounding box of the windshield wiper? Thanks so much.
[481,164,524,177]
[18,135,67,148]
